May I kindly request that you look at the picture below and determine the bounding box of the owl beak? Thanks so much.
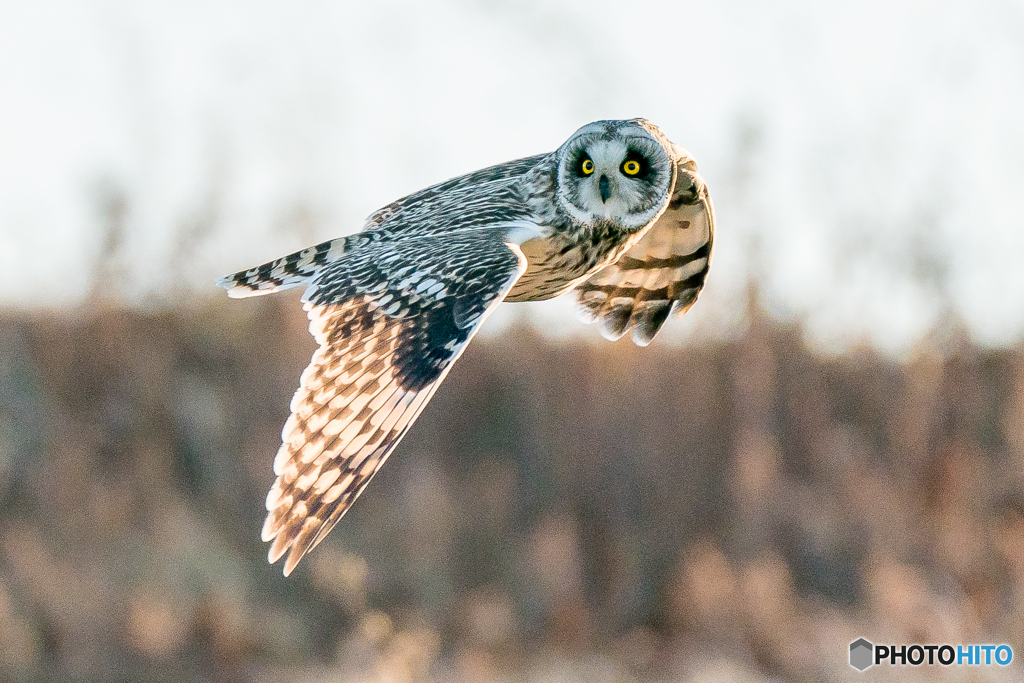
[599,175,611,203]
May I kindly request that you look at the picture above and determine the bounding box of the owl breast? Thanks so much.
[504,229,638,302]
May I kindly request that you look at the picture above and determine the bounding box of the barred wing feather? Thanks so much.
[262,232,526,575]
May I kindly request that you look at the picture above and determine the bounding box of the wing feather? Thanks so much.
[262,233,526,575]
[217,154,548,298]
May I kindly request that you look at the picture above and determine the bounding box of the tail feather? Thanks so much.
[218,236,355,298]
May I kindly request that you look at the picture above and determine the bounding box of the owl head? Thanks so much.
[554,119,676,232]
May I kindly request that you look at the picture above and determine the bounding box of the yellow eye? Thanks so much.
[581,158,595,175]
[622,159,641,176]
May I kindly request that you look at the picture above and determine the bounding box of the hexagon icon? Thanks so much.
[849,638,874,671]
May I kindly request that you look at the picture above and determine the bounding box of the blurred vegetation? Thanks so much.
[0,296,1022,682]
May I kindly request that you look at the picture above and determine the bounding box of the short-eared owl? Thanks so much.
[219,119,714,575]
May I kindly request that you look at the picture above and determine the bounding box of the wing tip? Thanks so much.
[282,550,301,577]
[217,272,270,298]
[269,518,325,576]
[262,514,306,576]
[267,533,289,564]
[261,513,278,542]
[630,300,672,346]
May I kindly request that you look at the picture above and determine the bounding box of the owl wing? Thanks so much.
[574,152,714,345]
[217,155,551,299]
[262,228,527,575]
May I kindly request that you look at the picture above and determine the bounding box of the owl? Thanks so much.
[219,119,714,575]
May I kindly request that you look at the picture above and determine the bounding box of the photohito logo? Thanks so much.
[849,638,1012,671]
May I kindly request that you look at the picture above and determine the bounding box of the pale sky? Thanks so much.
[1,0,1022,353]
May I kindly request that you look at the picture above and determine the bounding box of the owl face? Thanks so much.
[555,119,675,232]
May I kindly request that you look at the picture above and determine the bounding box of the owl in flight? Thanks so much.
[219,119,714,575]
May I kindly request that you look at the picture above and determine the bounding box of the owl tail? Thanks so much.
[217,235,356,298]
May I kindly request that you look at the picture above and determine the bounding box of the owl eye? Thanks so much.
[620,151,649,179]
[580,158,595,175]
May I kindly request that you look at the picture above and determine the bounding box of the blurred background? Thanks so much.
[1,0,1023,681]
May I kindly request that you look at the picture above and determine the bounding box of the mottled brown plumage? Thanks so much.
[219,119,714,574]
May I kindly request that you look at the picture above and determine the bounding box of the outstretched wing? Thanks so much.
[217,154,550,299]
[263,229,526,575]
[574,151,714,345]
